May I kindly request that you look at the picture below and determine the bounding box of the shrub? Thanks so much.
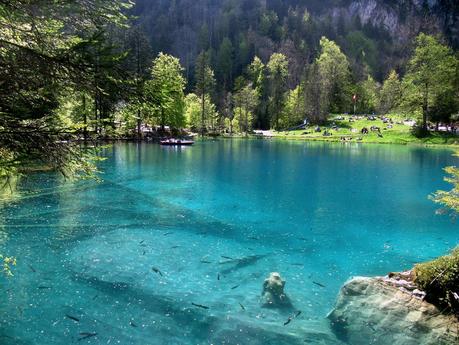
[414,246,459,314]
[411,124,429,138]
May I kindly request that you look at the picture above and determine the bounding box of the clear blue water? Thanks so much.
[0,140,458,344]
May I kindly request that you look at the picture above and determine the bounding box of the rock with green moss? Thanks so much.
[414,246,459,313]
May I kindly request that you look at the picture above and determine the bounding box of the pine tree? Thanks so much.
[403,34,457,132]
[195,51,216,135]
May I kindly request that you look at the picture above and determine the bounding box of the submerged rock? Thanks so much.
[328,276,458,345]
[261,272,292,308]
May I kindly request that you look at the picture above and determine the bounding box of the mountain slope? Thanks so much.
[132,0,458,84]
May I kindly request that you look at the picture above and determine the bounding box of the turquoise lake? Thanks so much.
[0,140,458,344]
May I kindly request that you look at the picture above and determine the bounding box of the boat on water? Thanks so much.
[160,138,194,146]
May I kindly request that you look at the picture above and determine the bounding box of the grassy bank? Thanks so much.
[269,115,459,146]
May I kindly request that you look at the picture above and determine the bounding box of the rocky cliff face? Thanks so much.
[328,276,458,345]
[326,0,457,46]
[328,1,430,43]
[132,0,457,85]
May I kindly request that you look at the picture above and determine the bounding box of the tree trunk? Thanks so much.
[201,92,205,136]
[137,109,141,140]
[422,82,429,130]
[94,92,98,135]
[83,94,88,143]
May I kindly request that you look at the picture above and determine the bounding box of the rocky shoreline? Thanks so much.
[327,276,458,345]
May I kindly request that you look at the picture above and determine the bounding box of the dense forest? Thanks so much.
[0,0,458,180]
[134,0,459,84]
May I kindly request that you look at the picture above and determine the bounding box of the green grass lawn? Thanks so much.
[271,114,459,146]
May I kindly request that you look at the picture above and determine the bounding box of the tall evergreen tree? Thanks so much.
[248,56,270,129]
[195,51,216,135]
[379,70,402,114]
[217,37,234,89]
[267,53,289,130]
[0,0,133,178]
[403,34,457,132]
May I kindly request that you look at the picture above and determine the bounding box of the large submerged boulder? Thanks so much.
[328,276,458,345]
[261,272,292,308]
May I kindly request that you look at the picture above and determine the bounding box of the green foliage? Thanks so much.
[424,151,459,314]
[144,53,186,129]
[303,63,328,124]
[232,83,259,133]
[185,93,218,132]
[402,34,457,129]
[414,246,459,312]
[217,38,234,87]
[316,37,351,114]
[0,148,19,198]
[431,155,459,216]
[0,0,133,178]
[259,11,281,40]
[280,86,305,129]
[344,31,378,79]
[379,70,402,113]
[0,254,16,277]
[195,51,217,134]
[267,53,289,130]
[356,75,379,113]
[248,56,266,89]
[112,101,145,136]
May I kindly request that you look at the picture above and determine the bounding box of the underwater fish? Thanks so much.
[171,245,180,249]
[312,281,325,288]
[283,311,301,326]
[163,232,173,236]
[231,285,240,290]
[191,302,209,309]
[221,255,233,260]
[139,240,145,244]
[130,320,138,328]
[239,303,245,310]
[151,267,163,276]
[200,260,212,264]
[28,264,36,273]
[65,314,80,322]
[78,332,97,341]
[219,254,270,274]
[217,273,220,280]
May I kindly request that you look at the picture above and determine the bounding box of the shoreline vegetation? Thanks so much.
[2,1,458,181]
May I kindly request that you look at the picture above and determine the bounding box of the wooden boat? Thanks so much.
[160,139,194,146]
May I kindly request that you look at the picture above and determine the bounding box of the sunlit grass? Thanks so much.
[271,114,459,146]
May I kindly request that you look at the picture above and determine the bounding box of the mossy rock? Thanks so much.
[414,246,459,314]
